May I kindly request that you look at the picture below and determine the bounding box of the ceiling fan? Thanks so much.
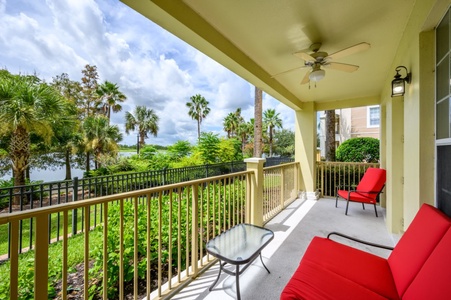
[272,42,370,85]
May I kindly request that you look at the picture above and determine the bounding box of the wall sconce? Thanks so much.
[391,66,411,97]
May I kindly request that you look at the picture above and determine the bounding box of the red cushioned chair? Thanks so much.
[335,168,386,217]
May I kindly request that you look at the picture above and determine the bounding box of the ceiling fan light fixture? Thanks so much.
[309,69,325,82]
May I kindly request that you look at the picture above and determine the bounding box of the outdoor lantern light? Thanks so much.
[391,66,411,97]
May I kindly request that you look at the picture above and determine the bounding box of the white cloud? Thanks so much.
[0,0,294,146]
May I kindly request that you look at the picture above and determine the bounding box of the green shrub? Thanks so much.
[336,137,380,163]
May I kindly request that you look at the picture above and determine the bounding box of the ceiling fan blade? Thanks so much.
[326,42,370,60]
[271,65,309,78]
[300,71,310,85]
[294,51,315,62]
[323,62,359,72]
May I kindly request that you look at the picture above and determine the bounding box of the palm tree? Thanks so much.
[96,81,127,123]
[82,116,122,169]
[125,106,159,152]
[254,87,263,157]
[0,72,68,204]
[263,108,283,157]
[237,121,253,154]
[186,94,210,140]
[325,110,336,161]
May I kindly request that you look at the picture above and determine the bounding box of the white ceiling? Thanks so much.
[122,0,416,110]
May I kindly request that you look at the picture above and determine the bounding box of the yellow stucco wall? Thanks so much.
[382,0,442,232]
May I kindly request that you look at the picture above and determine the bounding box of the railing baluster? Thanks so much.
[35,213,49,299]
[10,219,19,300]
[62,210,68,300]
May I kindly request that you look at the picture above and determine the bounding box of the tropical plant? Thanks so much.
[186,94,210,140]
[82,115,123,169]
[96,80,127,122]
[125,106,159,151]
[263,108,283,157]
[0,71,69,204]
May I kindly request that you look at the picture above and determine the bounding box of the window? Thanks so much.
[367,106,380,128]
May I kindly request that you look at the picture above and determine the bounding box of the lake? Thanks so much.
[1,152,136,182]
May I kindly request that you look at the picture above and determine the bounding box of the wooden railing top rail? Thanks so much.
[0,170,253,225]
[316,161,380,166]
[263,161,298,171]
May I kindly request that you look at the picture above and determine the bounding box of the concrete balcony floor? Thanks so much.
[170,197,400,300]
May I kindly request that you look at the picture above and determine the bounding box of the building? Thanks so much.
[318,106,380,158]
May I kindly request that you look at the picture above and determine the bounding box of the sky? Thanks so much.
[0,0,294,146]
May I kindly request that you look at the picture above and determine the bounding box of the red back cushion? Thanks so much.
[388,204,451,297]
[402,227,451,299]
[356,168,386,199]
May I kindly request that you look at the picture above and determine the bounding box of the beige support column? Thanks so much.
[386,97,404,233]
[294,103,317,200]
[245,157,266,226]
[379,103,387,208]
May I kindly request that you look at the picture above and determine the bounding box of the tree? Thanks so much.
[51,73,83,179]
[223,108,243,138]
[186,94,210,140]
[0,71,69,204]
[197,132,220,164]
[325,110,336,161]
[218,138,243,162]
[254,87,263,157]
[125,106,159,152]
[96,80,127,123]
[263,108,283,157]
[167,140,192,160]
[80,64,100,118]
[274,129,295,157]
[82,116,123,169]
[237,120,253,154]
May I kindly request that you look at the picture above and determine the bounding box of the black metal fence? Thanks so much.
[0,157,293,258]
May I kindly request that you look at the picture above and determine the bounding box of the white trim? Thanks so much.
[367,105,380,128]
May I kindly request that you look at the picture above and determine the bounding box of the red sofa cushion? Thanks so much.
[305,237,398,299]
[388,204,451,297]
[280,258,389,300]
[402,227,451,299]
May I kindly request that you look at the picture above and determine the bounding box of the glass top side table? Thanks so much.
[206,223,274,300]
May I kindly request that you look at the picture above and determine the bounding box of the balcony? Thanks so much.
[172,197,395,300]
[0,160,396,299]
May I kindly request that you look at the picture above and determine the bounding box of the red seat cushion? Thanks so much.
[388,204,451,297]
[402,227,451,299]
[337,190,377,204]
[280,258,389,300]
[337,168,386,202]
[302,237,399,299]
